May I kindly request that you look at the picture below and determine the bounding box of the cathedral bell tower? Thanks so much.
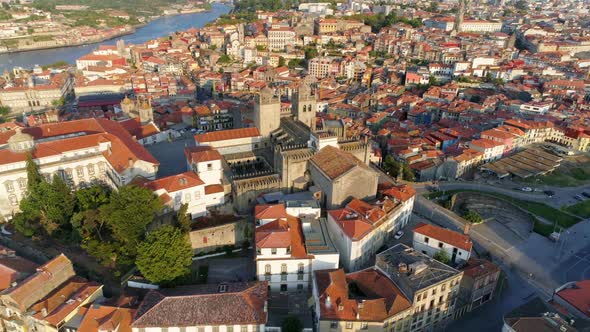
[292,77,317,131]
[254,87,281,137]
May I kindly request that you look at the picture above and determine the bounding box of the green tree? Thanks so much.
[402,163,415,181]
[36,175,76,235]
[0,106,8,123]
[25,154,43,189]
[76,185,110,211]
[278,56,286,67]
[383,155,401,177]
[304,47,318,60]
[288,58,305,69]
[433,249,450,264]
[176,203,192,233]
[136,225,193,284]
[282,315,303,332]
[100,185,162,256]
[209,44,217,50]
[218,54,231,63]
[463,210,483,224]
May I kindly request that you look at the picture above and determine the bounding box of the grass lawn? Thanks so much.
[424,189,581,231]
[564,200,590,219]
[520,168,590,187]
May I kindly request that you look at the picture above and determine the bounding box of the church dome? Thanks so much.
[8,128,35,153]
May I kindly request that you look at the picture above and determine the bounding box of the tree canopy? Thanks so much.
[136,225,193,284]
[282,316,303,332]
[100,185,162,254]
[433,249,450,264]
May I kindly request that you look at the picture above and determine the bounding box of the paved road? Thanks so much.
[410,179,590,209]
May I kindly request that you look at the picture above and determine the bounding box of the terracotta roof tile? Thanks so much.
[133,282,268,327]
[141,171,204,193]
[194,127,261,143]
[413,223,473,251]
[184,145,222,164]
[314,268,411,322]
[310,146,369,180]
[254,204,287,220]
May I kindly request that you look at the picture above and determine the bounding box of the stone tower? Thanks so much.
[453,0,468,34]
[292,78,317,131]
[254,87,281,137]
[138,99,154,125]
[120,95,135,117]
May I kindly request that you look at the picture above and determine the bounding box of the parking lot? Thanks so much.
[146,137,195,177]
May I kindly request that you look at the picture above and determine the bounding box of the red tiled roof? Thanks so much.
[310,145,370,180]
[133,282,268,327]
[194,127,261,143]
[141,171,204,193]
[184,145,222,164]
[204,184,223,195]
[314,268,411,322]
[255,204,287,220]
[255,216,310,259]
[77,305,135,332]
[31,276,102,327]
[556,280,590,318]
[0,118,159,171]
[461,258,500,280]
[413,223,473,251]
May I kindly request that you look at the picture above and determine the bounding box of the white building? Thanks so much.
[0,119,159,221]
[140,171,224,218]
[267,28,296,52]
[469,138,504,163]
[412,223,473,265]
[326,193,414,271]
[194,127,263,155]
[255,204,339,292]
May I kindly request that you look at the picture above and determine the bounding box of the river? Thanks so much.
[0,2,231,72]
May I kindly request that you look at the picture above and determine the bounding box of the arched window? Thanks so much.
[303,105,306,112]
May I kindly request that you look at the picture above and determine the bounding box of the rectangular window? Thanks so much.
[241,326,248,332]
[194,191,201,199]
[330,322,338,329]
[361,322,368,330]
[185,193,191,202]
[271,248,277,255]
[88,164,95,175]
[207,163,213,170]
[76,167,84,178]
[4,182,13,192]
[438,242,443,248]
[346,322,353,329]
[18,178,27,188]
[227,327,234,332]
[424,237,429,243]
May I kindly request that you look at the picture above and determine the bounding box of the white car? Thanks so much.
[521,187,533,192]
[394,230,404,240]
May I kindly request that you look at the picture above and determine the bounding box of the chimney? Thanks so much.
[128,158,133,167]
[464,223,470,235]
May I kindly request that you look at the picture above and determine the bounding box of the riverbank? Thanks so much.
[0,3,231,71]
[0,7,214,55]
[0,28,137,55]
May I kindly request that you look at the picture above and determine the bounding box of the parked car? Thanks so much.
[544,190,555,197]
[582,192,590,199]
[394,230,404,240]
[521,187,533,192]
[574,195,584,201]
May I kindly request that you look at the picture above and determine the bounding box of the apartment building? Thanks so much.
[255,209,339,292]
[376,244,464,331]
[412,223,473,265]
[267,28,296,51]
[469,138,504,163]
[0,119,159,221]
[313,268,413,331]
[456,258,501,316]
[0,254,104,332]
[326,196,413,271]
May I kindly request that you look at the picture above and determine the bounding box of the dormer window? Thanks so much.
[218,284,227,293]
[271,248,277,255]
